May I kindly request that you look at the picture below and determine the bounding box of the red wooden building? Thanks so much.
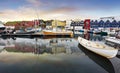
[84,19,90,30]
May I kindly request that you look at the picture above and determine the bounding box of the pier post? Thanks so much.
[73,25,75,37]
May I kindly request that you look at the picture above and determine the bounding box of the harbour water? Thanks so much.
[0,33,120,73]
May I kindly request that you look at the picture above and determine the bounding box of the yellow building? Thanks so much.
[52,20,66,27]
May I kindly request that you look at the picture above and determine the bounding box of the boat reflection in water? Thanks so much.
[3,38,81,55]
[83,32,105,41]
[110,56,120,73]
[78,44,115,73]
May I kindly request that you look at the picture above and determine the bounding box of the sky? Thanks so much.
[0,0,120,22]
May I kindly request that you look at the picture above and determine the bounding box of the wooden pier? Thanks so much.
[0,33,72,38]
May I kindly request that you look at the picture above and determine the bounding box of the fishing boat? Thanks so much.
[43,28,73,37]
[78,37,118,58]
[43,19,73,37]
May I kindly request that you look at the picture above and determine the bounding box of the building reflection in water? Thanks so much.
[78,43,120,73]
[0,38,81,55]
[82,32,105,42]
[83,32,90,40]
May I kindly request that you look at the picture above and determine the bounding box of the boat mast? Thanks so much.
[54,19,57,31]
[34,8,39,32]
[56,19,58,31]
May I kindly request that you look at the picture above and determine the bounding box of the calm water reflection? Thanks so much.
[0,34,120,73]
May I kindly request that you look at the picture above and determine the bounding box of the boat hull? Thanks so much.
[43,30,73,37]
[15,31,35,34]
[78,37,118,58]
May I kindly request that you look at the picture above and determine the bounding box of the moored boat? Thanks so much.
[43,19,73,37]
[15,29,35,34]
[107,30,116,36]
[88,29,101,34]
[78,37,118,58]
[116,30,120,39]
[105,37,120,49]
[88,29,107,35]
[43,29,73,37]
[105,30,120,49]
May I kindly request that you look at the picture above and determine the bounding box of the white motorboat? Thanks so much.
[106,37,120,45]
[105,37,120,49]
[78,37,118,58]
[107,30,116,35]
[103,29,116,35]
[105,30,120,49]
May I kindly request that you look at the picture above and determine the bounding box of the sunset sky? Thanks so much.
[0,0,120,22]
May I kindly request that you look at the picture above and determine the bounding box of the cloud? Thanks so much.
[0,5,100,22]
[0,8,36,22]
[26,0,42,7]
[0,12,4,15]
[0,12,3,14]
[0,6,82,22]
[51,7,78,13]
